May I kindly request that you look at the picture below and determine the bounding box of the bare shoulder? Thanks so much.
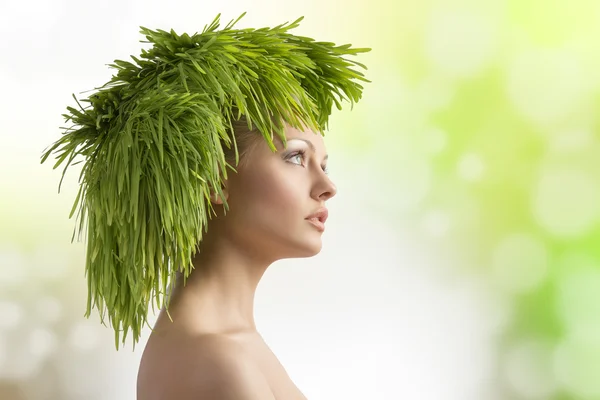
[137,333,275,400]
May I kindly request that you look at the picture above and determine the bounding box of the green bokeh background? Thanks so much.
[356,1,600,398]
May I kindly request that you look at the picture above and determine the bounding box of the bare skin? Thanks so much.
[137,122,336,399]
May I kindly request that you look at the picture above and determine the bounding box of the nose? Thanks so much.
[312,171,337,201]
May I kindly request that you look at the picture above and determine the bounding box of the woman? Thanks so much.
[137,118,335,399]
[41,12,370,400]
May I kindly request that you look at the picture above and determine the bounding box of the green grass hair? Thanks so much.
[40,12,371,349]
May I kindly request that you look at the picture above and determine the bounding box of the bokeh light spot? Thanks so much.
[0,245,27,287]
[507,49,591,127]
[504,339,558,399]
[34,296,63,324]
[556,258,600,345]
[30,244,70,282]
[532,167,600,238]
[0,301,24,330]
[421,210,451,237]
[554,337,600,398]
[29,328,58,359]
[425,9,498,78]
[491,233,548,294]
[423,127,448,155]
[68,321,100,352]
[549,130,595,153]
[457,153,485,181]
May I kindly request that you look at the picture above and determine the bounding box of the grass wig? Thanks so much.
[41,12,371,349]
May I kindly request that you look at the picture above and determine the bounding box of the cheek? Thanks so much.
[257,171,303,212]
[236,168,306,222]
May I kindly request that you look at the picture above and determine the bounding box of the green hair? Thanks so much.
[40,12,371,349]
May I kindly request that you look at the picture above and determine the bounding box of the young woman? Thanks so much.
[137,118,335,399]
[41,12,369,400]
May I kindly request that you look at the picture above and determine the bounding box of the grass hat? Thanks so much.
[41,12,371,349]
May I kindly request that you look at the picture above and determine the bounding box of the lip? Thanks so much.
[305,208,328,223]
[306,218,325,232]
[305,207,328,232]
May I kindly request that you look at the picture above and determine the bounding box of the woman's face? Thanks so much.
[216,122,337,261]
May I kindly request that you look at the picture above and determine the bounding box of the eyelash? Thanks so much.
[287,149,329,175]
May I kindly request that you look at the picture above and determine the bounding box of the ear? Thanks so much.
[209,179,229,205]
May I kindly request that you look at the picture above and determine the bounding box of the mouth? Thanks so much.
[306,217,325,232]
[305,208,328,232]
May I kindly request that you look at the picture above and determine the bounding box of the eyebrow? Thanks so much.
[287,138,329,161]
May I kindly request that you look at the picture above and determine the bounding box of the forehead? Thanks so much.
[272,123,326,152]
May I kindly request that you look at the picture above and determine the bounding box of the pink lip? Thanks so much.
[306,218,325,232]
[305,208,328,232]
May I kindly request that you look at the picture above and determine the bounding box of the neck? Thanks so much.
[160,236,272,336]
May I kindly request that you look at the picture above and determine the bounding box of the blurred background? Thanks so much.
[1,0,599,399]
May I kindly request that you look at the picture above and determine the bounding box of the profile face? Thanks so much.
[218,122,337,262]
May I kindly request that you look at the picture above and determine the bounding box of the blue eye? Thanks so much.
[287,150,306,165]
[286,149,329,174]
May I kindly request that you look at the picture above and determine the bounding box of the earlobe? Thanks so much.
[209,180,229,205]
[210,191,228,204]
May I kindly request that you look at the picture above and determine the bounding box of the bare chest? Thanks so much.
[238,336,308,400]
[139,331,308,400]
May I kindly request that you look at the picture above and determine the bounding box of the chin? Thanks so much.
[258,226,324,260]
[289,239,323,259]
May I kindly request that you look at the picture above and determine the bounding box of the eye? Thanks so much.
[286,149,306,166]
[286,149,329,175]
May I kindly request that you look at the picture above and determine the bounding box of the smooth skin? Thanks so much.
[137,122,336,400]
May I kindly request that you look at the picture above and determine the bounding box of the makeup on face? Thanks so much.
[282,138,329,174]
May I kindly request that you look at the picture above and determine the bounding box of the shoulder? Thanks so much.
[138,333,275,400]
[190,337,275,399]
